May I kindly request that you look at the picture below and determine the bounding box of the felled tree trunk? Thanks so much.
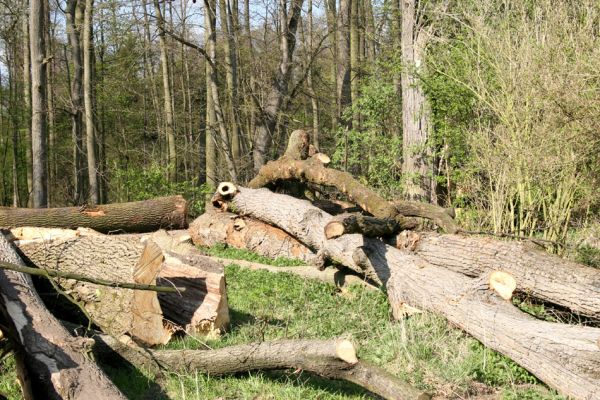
[0,232,125,400]
[83,329,430,400]
[390,232,600,319]
[213,184,600,400]
[249,153,457,233]
[11,228,229,341]
[189,208,316,263]
[0,196,187,233]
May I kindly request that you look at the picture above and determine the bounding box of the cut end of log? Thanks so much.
[312,153,331,165]
[335,340,358,364]
[212,182,239,209]
[489,271,517,300]
[325,221,345,239]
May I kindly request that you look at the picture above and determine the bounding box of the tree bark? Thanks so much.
[66,0,86,205]
[336,0,351,123]
[86,331,429,400]
[29,0,48,208]
[11,228,229,338]
[0,195,187,233]
[21,5,33,207]
[325,213,401,239]
[213,185,600,400]
[189,208,315,264]
[83,0,99,204]
[153,0,177,183]
[0,232,125,399]
[400,0,435,202]
[396,232,600,319]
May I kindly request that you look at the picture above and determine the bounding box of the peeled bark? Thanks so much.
[0,232,125,399]
[85,331,429,400]
[189,208,315,263]
[11,228,229,339]
[0,195,187,233]
[213,185,600,400]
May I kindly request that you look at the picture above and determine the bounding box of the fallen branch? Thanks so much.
[325,214,401,239]
[0,232,125,400]
[213,184,600,400]
[79,327,430,400]
[209,256,377,291]
[0,196,187,233]
[0,260,182,293]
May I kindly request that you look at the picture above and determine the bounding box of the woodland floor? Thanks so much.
[0,245,570,400]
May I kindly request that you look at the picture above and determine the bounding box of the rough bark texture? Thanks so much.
[83,0,99,204]
[85,331,429,400]
[0,196,187,233]
[0,232,125,400]
[398,232,600,319]
[214,185,600,400]
[325,213,401,239]
[11,228,229,339]
[189,208,315,263]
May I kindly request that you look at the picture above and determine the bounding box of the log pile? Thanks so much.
[1,130,599,400]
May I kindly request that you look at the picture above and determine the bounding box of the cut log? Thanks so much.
[0,196,187,233]
[0,232,125,400]
[392,232,600,319]
[11,227,229,340]
[248,157,456,232]
[80,328,430,400]
[213,184,600,400]
[325,213,402,239]
[188,208,316,264]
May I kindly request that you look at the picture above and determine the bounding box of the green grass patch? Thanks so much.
[198,243,306,267]
[0,262,565,399]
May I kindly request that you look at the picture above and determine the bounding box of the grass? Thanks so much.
[198,243,307,267]
[0,246,566,399]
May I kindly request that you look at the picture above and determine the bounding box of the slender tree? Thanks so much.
[83,0,99,204]
[29,0,48,207]
[22,2,32,206]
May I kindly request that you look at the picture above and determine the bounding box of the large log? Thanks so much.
[0,196,187,233]
[390,232,600,319]
[0,232,125,400]
[11,228,229,340]
[249,155,457,233]
[78,327,430,400]
[189,208,316,263]
[213,184,600,400]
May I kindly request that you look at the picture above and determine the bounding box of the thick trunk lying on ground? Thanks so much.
[11,228,229,341]
[0,232,125,400]
[390,231,600,319]
[248,141,457,233]
[213,184,600,400]
[189,208,316,263]
[81,328,430,400]
[0,196,187,233]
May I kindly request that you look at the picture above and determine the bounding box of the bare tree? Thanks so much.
[29,0,48,207]
[83,0,98,204]
[401,0,434,202]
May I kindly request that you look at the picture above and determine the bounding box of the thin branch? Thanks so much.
[0,261,185,293]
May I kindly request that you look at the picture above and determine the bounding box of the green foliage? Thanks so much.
[332,75,403,198]
[574,245,600,269]
[198,243,306,267]
[110,163,214,217]
[0,355,21,400]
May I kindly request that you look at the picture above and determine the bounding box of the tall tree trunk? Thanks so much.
[205,2,218,187]
[45,0,55,206]
[66,0,86,205]
[218,0,241,168]
[324,0,337,131]
[30,0,48,208]
[252,0,304,171]
[400,0,434,202]
[336,0,351,124]
[306,0,320,147]
[204,0,238,181]
[22,5,33,207]
[83,0,99,204]
[153,0,177,183]
[349,0,360,128]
